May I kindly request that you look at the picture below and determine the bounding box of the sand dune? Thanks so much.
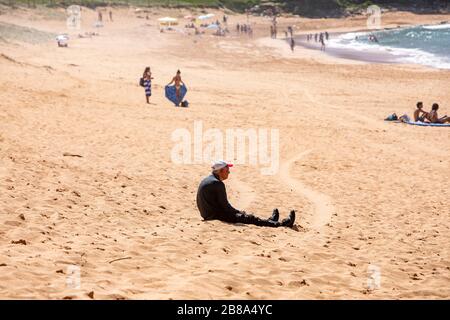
[0,6,449,299]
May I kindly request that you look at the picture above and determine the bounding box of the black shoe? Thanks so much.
[269,208,279,222]
[281,210,296,228]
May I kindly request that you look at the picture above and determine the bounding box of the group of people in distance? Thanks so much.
[414,102,450,123]
[237,23,253,36]
[97,9,113,23]
[306,32,329,51]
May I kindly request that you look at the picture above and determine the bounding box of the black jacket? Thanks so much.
[196,174,240,220]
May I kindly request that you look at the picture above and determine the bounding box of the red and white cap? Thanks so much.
[211,160,233,171]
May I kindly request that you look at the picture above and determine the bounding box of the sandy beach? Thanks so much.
[0,5,449,299]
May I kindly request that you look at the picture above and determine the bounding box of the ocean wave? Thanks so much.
[423,23,450,30]
[330,29,450,70]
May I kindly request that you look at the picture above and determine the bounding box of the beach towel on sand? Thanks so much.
[165,84,187,106]
[406,121,450,127]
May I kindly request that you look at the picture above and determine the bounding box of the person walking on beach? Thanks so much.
[142,67,153,104]
[167,70,185,105]
[196,160,296,228]
[109,10,113,22]
[320,36,326,51]
[325,31,329,41]
[290,37,295,52]
[314,33,318,42]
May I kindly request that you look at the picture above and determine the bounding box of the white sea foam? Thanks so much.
[329,29,450,70]
[423,23,450,30]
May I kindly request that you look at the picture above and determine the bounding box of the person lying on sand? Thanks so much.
[167,70,184,106]
[427,103,450,123]
[57,40,68,47]
[56,35,68,47]
[414,101,429,122]
[196,160,296,228]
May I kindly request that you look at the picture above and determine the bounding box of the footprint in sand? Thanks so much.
[279,150,334,229]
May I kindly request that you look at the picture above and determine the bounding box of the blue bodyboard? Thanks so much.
[165,85,187,106]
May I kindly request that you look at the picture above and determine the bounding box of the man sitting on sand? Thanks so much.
[196,160,296,228]
[414,101,429,122]
[427,103,450,124]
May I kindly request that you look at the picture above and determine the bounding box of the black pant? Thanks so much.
[218,212,281,228]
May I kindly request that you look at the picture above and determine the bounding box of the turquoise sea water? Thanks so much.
[331,23,450,69]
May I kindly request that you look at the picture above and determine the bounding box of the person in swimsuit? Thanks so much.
[427,103,450,123]
[167,70,184,106]
[414,102,429,122]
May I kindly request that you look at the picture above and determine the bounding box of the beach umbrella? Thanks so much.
[158,17,178,26]
[158,17,178,23]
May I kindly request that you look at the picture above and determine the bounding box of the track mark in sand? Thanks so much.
[279,151,334,229]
